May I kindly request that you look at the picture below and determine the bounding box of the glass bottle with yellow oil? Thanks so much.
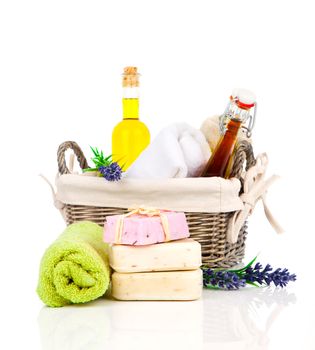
[112,67,150,170]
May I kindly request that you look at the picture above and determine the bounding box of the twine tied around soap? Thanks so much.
[114,206,171,244]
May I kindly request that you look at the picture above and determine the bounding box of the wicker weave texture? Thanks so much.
[58,139,255,268]
[64,204,247,268]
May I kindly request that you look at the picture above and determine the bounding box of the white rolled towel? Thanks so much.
[124,123,211,179]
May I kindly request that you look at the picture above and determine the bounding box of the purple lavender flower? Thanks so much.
[203,259,296,290]
[203,268,246,290]
[269,268,297,288]
[244,263,296,288]
[99,162,122,181]
[244,263,265,284]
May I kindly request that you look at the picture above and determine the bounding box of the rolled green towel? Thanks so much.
[37,221,110,307]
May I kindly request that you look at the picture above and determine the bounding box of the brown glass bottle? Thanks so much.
[201,118,241,178]
[201,89,256,178]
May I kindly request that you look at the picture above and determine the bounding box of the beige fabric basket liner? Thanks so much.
[56,175,244,213]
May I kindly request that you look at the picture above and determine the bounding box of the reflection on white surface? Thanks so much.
[38,301,111,350]
[38,289,296,350]
[202,288,296,349]
[108,298,203,350]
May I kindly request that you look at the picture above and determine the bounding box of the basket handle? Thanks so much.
[230,140,256,179]
[57,141,89,175]
[56,139,254,176]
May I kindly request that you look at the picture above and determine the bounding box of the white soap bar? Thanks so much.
[112,269,203,301]
[109,238,202,273]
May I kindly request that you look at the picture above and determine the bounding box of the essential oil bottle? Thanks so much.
[112,67,150,170]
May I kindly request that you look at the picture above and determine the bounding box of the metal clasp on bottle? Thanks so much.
[219,100,257,138]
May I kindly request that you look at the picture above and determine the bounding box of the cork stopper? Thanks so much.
[122,66,140,87]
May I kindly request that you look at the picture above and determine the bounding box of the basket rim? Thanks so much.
[56,174,245,214]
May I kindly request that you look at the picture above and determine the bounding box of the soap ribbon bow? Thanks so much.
[227,153,284,244]
[115,206,171,244]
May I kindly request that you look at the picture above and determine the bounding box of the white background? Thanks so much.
[1,1,314,349]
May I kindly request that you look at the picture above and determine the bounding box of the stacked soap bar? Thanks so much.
[112,269,202,301]
[104,209,203,301]
[109,239,202,301]
[109,238,202,273]
[104,211,190,245]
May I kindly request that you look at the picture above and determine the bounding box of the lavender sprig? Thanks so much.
[83,146,123,181]
[203,269,246,290]
[203,258,296,290]
[99,162,122,181]
[244,264,297,288]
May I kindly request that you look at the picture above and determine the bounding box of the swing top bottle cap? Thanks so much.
[122,66,140,87]
[231,88,256,109]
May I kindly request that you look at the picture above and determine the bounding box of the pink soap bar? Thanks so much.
[104,211,190,245]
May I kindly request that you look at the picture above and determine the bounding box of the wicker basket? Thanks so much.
[55,140,256,268]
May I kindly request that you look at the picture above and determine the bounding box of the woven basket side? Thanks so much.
[64,205,128,226]
[64,204,247,268]
[186,211,247,268]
